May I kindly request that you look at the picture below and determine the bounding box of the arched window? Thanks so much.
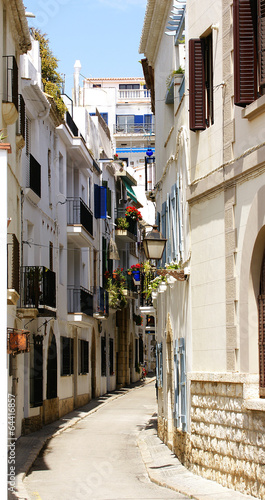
[258,254,265,398]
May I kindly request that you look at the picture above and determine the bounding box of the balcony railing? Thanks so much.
[67,198,93,237]
[20,266,56,315]
[140,271,155,308]
[28,154,41,198]
[115,208,137,237]
[7,234,20,294]
[113,123,155,135]
[2,56,18,109]
[124,272,138,294]
[68,286,94,317]
[17,94,26,139]
[118,89,151,100]
[93,286,109,318]
[66,111,79,137]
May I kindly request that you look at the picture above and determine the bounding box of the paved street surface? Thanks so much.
[24,382,187,500]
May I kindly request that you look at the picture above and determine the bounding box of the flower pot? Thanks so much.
[132,270,141,284]
[158,283,167,293]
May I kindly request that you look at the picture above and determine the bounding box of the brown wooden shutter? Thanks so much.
[189,39,206,131]
[234,0,258,106]
[259,255,265,398]
[258,0,265,85]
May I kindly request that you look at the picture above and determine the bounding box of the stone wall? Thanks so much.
[189,378,265,498]
[59,397,74,418]
[43,397,59,425]
[158,374,265,498]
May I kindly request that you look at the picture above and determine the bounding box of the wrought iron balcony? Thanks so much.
[68,286,94,317]
[67,198,93,246]
[7,234,20,305]
[93,287,109,319]
[66,111,79,137]
[2,56,18,125]
[20,266,56,316]
[115,208,138,242]
[26,154,41,201]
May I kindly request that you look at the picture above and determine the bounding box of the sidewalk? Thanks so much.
[11,377,257,500]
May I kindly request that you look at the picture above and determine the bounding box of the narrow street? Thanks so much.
[24,382,188,500]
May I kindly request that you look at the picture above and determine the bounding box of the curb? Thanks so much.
[12,377,156,500]
[137,417,258,500]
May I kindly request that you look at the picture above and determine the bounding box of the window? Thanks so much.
[233,0,265,106]
[119,84,140,89]
[189,33,213,131]
[49,241,53,271]
[109,338,114,375]
[102,180,112,217]
[116,115,134,133]
[61,336,74,376]
[79,339,89,374]
[89,111,108,124]
[48,149,52,206]
[59,153,64,194]
[94,184,107,219]
[30,335,43,407]
[101,337,106,376]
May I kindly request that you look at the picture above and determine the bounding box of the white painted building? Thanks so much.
[140,0,265,498]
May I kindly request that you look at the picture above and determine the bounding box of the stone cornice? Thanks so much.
[139,0,171,66]
[5,0,31,54]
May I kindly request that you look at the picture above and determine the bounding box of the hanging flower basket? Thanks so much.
[7,328,30,354]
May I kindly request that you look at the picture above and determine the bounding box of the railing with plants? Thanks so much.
[115,206,142,237]
[94,286,109,317]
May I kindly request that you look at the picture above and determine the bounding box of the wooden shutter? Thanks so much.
[258,0,265,85]
[234,0,257,106]
[94,184,107,219]
[189,38,206,131]
[259,255,265,397]
[161,202,167,267]
[174,338,187,431]
[166,193,171,262]
[170,184,177,261]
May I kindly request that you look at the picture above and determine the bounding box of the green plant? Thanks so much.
[0,129,7,142]
[31,29,67,120]
[165,261,180,270]
[115,217,129,230]
[133,313,143,326]
[166,67,184,89]
[105,276,127,310]
[145,275,167,298]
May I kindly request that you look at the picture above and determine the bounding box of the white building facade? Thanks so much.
[140,0,265,498]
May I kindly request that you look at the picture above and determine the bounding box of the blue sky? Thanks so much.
[24,0,147,96]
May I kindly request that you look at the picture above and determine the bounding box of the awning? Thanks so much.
[122,177,138,204]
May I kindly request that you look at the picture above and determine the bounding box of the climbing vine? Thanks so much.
[31,29,67,120]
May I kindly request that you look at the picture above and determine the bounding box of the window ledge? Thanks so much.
[243,399,265,411]
[242,94,265,121]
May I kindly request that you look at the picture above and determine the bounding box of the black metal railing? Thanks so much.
[124,272,138,293]
[66,111,79,137]
[67,198,93,237]
[3,55,18,109]
[29,154,41,198]
[94,286,109,316]
[20,266,56,313]
[17,94,26,139]
[139,271,155,307]
[68,286,94,317]
[7,234,20,294]
[115,208,137,237]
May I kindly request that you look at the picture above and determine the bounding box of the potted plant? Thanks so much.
[130,263,141,284]
[125,206,142,222]
[115,217,130,230]
[133,313,143,326]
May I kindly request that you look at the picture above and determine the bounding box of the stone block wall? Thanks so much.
[158,374,265,498]
[59,396,74,418]
[189,377,265,498]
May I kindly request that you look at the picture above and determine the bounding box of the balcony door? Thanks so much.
[47,332,57,400]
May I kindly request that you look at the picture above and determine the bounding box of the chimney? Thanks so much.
[74,60,81,107]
